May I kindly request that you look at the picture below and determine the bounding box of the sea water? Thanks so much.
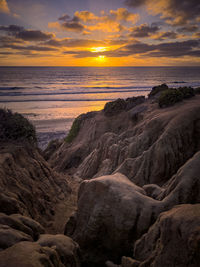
[0,66,200,148]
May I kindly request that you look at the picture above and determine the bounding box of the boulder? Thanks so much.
[0,241,63,267]
[65,173,162,265]
[0,224,32,250]
[133,204,200,267]
[0,213,44,249]
[37,234,81,266]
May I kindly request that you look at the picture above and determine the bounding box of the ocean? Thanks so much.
[0,66,200,148]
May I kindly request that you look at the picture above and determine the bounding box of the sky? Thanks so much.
[0,0,200,66]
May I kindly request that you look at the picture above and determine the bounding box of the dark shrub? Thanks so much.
[65,116,82,143]
[65,111,98,143]
[194,87,200,94]
[104,98,126,116]
[178,87,195,99]
[158,89,183,108]
[0,108,37,143]
[125,96,145,111]
[149,84,168,98]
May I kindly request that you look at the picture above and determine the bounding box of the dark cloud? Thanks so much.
[56,13,85,32]
[129,23,160,38]
[0,25,54,41]
[125,0,147,7]
[125,0,200,25]
[0,43,57,52]
[177,25,199,33]
[0,24,24,34]
[58,14,71,21]
[65,39,200,58]
[154,31,178,41]
[124,39,200,57]
[16,30,54,41]
[61,21,84,32]
[42,38,105,48]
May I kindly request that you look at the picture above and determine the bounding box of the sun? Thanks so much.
[91,47,108,53]
[96,55,106,62]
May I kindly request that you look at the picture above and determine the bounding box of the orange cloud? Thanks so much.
[0,0,10,14]
[74,11,98,22]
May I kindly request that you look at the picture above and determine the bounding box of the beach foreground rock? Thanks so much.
[132,204,200,267]
[0,143,71,226]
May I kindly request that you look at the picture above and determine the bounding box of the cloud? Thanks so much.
[74,11,98,22]
[177,25,199,33]
[129,23,160,38]
[49,8,139,34]
[16,30,54,41]
[0,25,24,34]
[0,25,54,41]
[61,21,85,32]
[125,0,200,25]
[153,31,178,41]
[67,39,200,58]
[108,8,139,23]
[0,42,57,52]
[123,39,200,57]
[49,14,85,32]
[125,0,147,8]
[0,0,10,14]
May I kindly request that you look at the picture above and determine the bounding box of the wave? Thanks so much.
[0,98,115,103]
[0,86,25,90]
[173,81,187,84]
[0,90,150,97]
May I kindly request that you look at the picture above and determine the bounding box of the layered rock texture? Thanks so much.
[0,143,71,226]
[56,94,200,266]
[0,110,80,266]
[1,92,200,267]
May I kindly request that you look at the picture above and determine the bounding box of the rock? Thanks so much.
[66,149,200,266]
[0,144,71,226]
[121,256,140,267]
[43,139,63,161]
[49,95,200,189]
[11,214,45,240]
[158,150,200,205]
[128,104,147,121]
[37,234,81,266]
[0,213,44,249]
[0,213,34,238]
[0,224,32,250]
[133,204,200,267]
[65,173,162,265]
[143,184,164,199]
[0,191,20,215]
[0,241,63,267]
[125,96,145,111]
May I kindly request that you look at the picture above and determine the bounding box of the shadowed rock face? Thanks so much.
[132,204,200,267]
[65,150,200,266]
[0,212,81,267]
[0,143,71,226]
[65,173,162,265]
[49,96,200,188]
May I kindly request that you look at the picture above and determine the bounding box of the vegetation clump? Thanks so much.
[158,89,183,108]
[104,98,126,116]
[0,108,37,143]
[194,87,200,94]
[65,116,82,143]
[178,87,195,99]
[149,84,168,98]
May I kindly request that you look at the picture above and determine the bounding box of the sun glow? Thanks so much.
[96,55,106,61]
[91,47,108,53]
